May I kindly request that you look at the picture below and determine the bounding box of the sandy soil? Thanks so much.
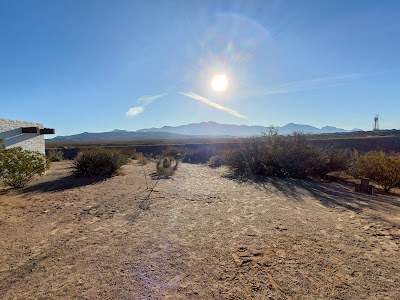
[0,161,399,299]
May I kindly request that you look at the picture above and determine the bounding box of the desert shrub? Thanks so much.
[352,151,400,192]
[0,147,47,188]
[224,130,351,179]
[161,146,185,159]
[46,148,64,162]
[224,147,247,174]
[118,147,138,158]
[264,132,317,178]
[209,154,226,168]
[312,147,351,178]
[224,133,311,178]
[131,150,142,159]
[182,148,216,164]
[133,152,148,165]
[159,145,218,164]
[156,156,178,176]
[73,148,129,177]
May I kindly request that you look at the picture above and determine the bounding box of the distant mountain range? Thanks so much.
[137,121,362,136]
[48,122,362,144]
[48,130,199,143]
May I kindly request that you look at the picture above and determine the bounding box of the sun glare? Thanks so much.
[211,74,228,92]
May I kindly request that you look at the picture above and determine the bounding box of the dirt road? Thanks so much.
[0,161,399,299]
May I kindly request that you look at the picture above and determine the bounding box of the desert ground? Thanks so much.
[0,161,399,299]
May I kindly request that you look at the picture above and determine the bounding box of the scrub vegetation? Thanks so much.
[46,148,64,162]
[352,151,400,192]
[73,148,129,177]
[223,130,350,179]
[156,156,179,177]
[0,143,47,188]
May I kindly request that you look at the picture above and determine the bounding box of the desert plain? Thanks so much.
[0,161,399,299]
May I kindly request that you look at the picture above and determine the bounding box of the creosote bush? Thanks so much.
[0,146,47,188]
[208,154,226,168]
[352,151,400,192]
[73,148,129,177]
[182,148,215,164]
[46,148,64,162]
[133,152,148,166]
[161,146,185,159]
[161,146,217,164]
[224,130,350,179]
[313,146,351,178]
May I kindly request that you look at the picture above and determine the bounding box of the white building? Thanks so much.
[0,118,55,155]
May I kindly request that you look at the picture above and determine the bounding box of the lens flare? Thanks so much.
[211,74,228,92]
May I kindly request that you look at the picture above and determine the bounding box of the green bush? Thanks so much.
[0,147,47,188]
[73,148,129,177]
[352,151,400,192]
[46,148,64,162]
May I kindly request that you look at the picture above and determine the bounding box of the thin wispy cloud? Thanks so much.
[244,73,368,97]
[179,91,247,119]
[125,93,167,118]
[137,93,167,105]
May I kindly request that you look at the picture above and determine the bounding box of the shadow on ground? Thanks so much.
[223,172,400,216]
[22,175,107,193]
[0,188,10,196]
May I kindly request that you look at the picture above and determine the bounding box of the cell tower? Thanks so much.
[373,114,379,131]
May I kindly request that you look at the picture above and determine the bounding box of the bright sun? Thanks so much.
[211,74,228,92]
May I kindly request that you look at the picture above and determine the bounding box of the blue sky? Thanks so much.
[1,0,400,136]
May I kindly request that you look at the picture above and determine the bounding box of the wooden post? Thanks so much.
[361,178,370,193]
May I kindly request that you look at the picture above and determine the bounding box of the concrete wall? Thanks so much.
[0,118,45,154]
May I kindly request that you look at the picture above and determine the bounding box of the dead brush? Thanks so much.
[208,154,226,168]
[133,152,149,166]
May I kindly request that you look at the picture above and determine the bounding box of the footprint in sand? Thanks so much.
[241,225,262,237]
[336,224,344,230]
